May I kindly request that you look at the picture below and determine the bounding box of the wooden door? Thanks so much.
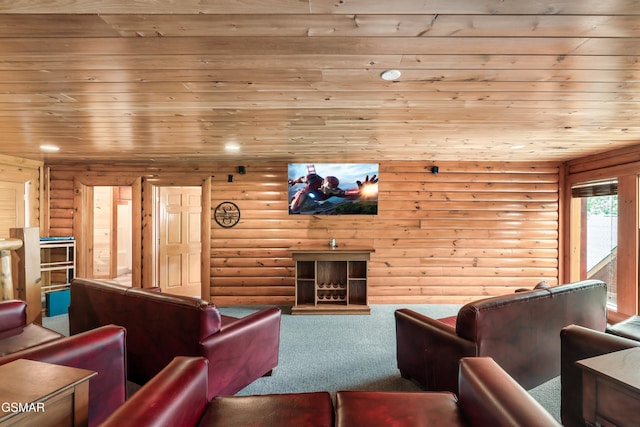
[0,182,25,238]
[158,187,202,297]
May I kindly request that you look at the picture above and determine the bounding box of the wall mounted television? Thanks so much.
[287,163,379,215]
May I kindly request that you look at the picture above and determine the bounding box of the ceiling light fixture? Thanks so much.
[39,144,60,152]
[380,69,401,81]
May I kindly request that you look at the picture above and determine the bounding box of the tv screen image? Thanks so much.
[287,163,379,215]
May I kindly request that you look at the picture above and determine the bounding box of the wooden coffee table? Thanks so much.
[577,347,640,427]
[0,359,96,427]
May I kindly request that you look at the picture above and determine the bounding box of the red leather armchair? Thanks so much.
[0,299,63,356]
[396,279,607,393]
[0,324,127,427]
[69,277,282,399]
[101,356,335,427]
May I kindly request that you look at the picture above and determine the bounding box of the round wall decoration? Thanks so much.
[214,201,241,228]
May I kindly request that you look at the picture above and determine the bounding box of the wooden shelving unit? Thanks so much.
[40,237,76,293]
[291,247,374,314]
[40,237,75,316]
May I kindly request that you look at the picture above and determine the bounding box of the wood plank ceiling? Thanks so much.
[0,0,638,164]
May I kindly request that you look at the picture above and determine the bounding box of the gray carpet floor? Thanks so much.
[42,304,561,422]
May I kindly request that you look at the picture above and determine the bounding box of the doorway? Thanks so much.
[76,178,210,298]
[92,186,133,285]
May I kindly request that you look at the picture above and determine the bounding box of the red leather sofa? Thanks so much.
[100,356,558,427]
[560,324,640,427]
[0,299,63,356]
[69,277,282,399]
[396,279,607,393]
[0,324,127,427]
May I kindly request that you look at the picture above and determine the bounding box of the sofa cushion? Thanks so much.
[0,324,63,356]
[607,315,640,341]
[438,315,457,329]
[336,391,464,427]
[201,392,334,427]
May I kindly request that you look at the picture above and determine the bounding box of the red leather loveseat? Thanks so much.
[69,277,282,399]
[100,356,559,427]
[396,279,607,393]
[0,324,127,427]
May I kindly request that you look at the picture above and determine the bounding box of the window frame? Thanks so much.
[565,171,639,318]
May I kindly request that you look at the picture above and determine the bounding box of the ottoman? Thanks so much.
[607,315,640,341]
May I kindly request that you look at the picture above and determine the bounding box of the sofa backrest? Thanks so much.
[455,279,607,389]
[124,287,222,341]
[68,279,128,335]
[69,277,222,385]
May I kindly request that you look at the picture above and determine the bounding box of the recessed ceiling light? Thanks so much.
[380,70,401,81]
[39,144,60,152]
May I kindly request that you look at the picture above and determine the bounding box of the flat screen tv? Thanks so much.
[288,163,379,215]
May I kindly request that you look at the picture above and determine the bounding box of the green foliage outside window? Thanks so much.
[587,195,618,216]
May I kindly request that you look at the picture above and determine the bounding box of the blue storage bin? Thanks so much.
[45,288,70,317]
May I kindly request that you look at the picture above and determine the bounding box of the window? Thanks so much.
[571,180,618,309]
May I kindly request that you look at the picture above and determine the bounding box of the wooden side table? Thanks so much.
[0,359,96,427]
[577,347,640,427]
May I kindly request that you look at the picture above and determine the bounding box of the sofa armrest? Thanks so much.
[395,308,475,393]
[0,325,127,427]
[0,300,27,334]
[100,356,209,427]
[200,306,281,399]
[458,357,561,427]
[560,324,640,427]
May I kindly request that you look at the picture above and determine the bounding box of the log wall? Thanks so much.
[0,154,42,236]
[46,160,560,305]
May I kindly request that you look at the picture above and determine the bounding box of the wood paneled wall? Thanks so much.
[46,160,560,305]
[0,154,42,237]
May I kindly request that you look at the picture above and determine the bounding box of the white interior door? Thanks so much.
[157,186,202,297]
